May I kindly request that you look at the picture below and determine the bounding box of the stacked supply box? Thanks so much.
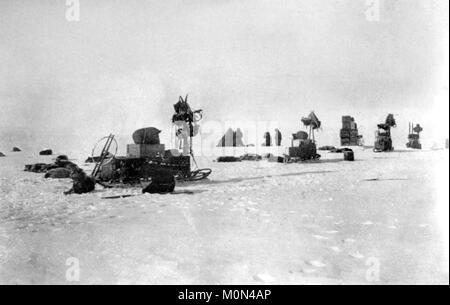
[340,116,360,146]
[126,144,165,158]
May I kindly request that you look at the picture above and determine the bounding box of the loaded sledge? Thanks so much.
[91,96,211,186]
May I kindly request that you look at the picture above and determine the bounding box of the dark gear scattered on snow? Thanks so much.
[217,156,241,162]
[344,150,355,161]
[240,154,262,161]
[39,149,53,155]
[142,169,176,194]
[64,167,96,195]
[45,168,72,179]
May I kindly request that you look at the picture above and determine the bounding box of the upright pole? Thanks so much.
[92,134,114,179]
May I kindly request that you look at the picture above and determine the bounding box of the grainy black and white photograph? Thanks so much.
[0,0,448,288]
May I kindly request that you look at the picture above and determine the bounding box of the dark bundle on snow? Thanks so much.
[318,146,336,151]
[142,170,175,194]
[39,149,53,155]
[57,159,76,169]
[217,156,241,162]
[25,155,76,175]
[24,163,49,173]
[0,152,5,157]
[268,155,286,163]
[330,147,353,153]
[12,147,21,152]
[344,150,355,161]
[64,167,95,195]
[45,168,72,179]
[240,154,262,161]
[85,154,112,163]
[46,157,77,171]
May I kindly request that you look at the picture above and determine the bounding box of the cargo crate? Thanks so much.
[126,144,165,158]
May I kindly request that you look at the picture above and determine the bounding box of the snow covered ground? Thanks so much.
[0,148,448,284]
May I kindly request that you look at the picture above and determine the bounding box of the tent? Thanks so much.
[217,128,245,147]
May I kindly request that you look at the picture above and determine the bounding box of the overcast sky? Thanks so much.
[0,0,448,153]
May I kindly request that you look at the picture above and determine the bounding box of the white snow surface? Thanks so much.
[0,148,448,284]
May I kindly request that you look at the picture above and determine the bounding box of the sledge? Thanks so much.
[374,114,396,152]
[91,96,211,187]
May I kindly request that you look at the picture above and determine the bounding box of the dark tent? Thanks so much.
[262,132,272,146]
[274,129,282,146]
